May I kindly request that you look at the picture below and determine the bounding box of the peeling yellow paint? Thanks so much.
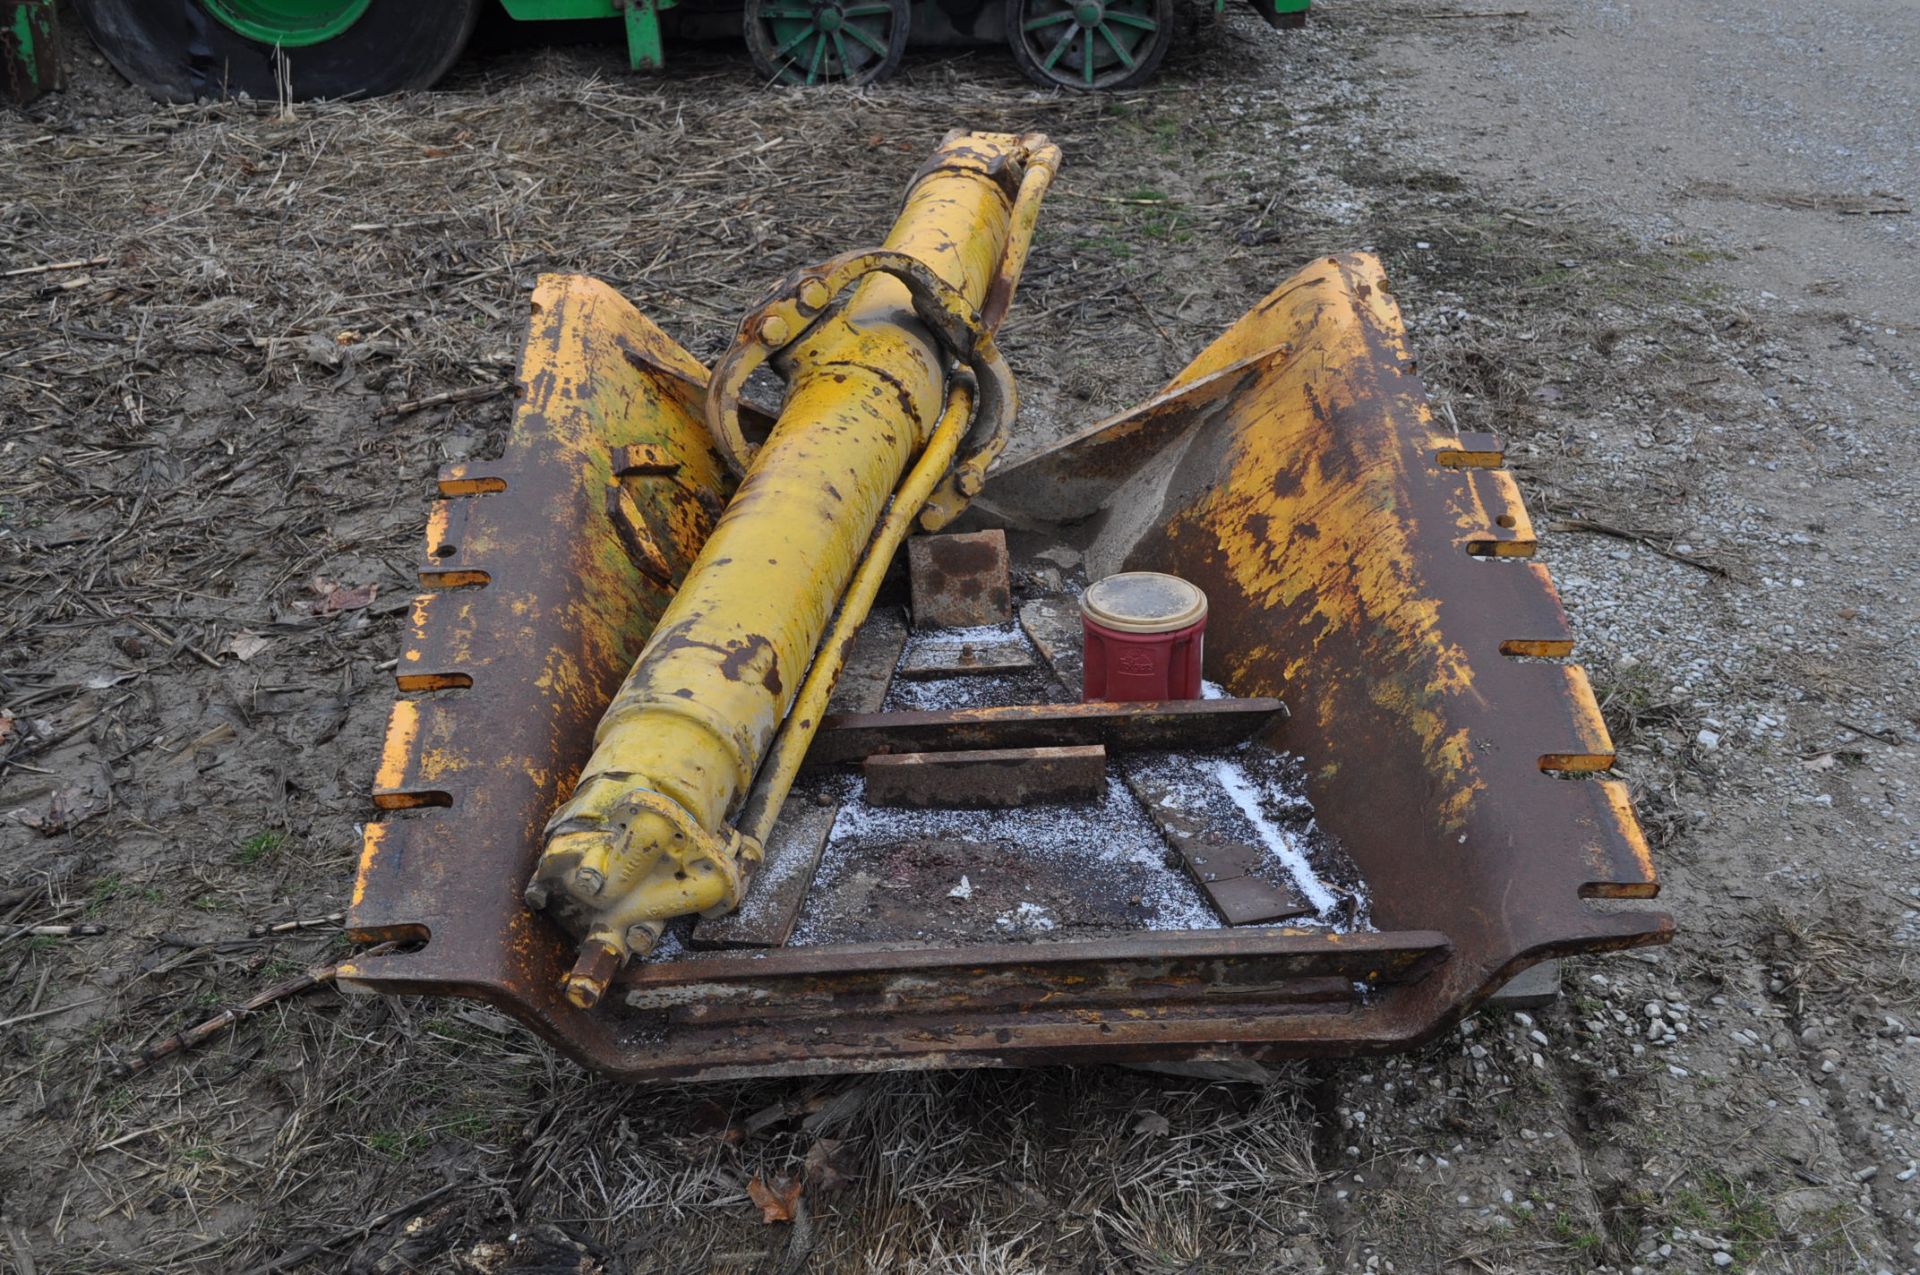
[1590,778,1658,896]
[372,699,419,805]
[350,823,386,910]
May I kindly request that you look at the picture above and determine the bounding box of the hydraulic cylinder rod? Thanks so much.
[528,132,1057,1006]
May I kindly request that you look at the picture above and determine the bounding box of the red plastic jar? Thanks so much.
[1080,572,1209,702]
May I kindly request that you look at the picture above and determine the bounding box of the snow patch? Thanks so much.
[1213,757,1341,915]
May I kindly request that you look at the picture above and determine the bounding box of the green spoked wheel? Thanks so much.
[744,0,910,87]
[1007,0,1173,90]
[200,0,373,46]
[73,0,482,102]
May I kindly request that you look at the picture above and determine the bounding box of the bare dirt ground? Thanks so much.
[2,1,1917,1271]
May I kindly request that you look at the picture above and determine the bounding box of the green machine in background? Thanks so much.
[61,0,1308,98]
[3,0,62,103]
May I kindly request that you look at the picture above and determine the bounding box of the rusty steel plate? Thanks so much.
[862,743,1109,809]
[908,529,1013,628]
[992,250,1672,1038]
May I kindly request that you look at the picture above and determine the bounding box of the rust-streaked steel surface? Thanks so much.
[907,528,1013,628]
[996,250,1671,1027]
[345,253,1668,1082]
[343,273,744,1072]
[862,743,1108,809]
[804,697,1285,767]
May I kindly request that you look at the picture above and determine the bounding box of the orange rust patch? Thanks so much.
[424,501,455,553]
[438,463,507,496]
[372,700,418,796]
[350,822,387,913]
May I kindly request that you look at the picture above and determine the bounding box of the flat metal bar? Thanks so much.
[825,608,909,715]
[620,927,1447,999]
[1124,770,1311,926]
[896,639,1035,679]
[692,801,837,949]
[1018,597,1084,698]
[666,974,1363,1026]
[805,696,1286,768]
[863,744,1106,809]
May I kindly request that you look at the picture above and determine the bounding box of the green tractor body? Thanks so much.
[63,0,1309,98]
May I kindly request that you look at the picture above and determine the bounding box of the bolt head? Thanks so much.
[760,314,791,346]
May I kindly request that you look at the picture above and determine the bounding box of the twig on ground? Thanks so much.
[7,924,106,940]
[110,941,395,1078]
[1122,281,1179,369]
[1547,516,1731,577]
[250,912,345,936]
[1836,720,1904,746]
[378,382,511,419]
[1,256,107,278]
[241,1180,461,1275]
[0,996,105,1030]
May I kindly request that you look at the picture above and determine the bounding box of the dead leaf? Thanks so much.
[803,1137,854,1193]
[0,710,14,747]
[1132,1112,1172,1137]
[688,1099,743,1145]
[17,785,99,836]
[325,583,378,613]
[304,576,378,616]
[747,1175,803,1225]
[225,630,270,662]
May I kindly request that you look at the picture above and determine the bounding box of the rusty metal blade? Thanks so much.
[987,251,1670,1038]
[345,274,737,1061]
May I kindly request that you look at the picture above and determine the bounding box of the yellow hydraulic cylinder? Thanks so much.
[529,132,1055,1006]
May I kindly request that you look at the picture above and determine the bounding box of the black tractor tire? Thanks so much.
[73,0,483,103]
[1006,0,1173,90]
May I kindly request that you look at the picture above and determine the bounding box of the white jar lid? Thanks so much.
[1080,571,1208,634]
